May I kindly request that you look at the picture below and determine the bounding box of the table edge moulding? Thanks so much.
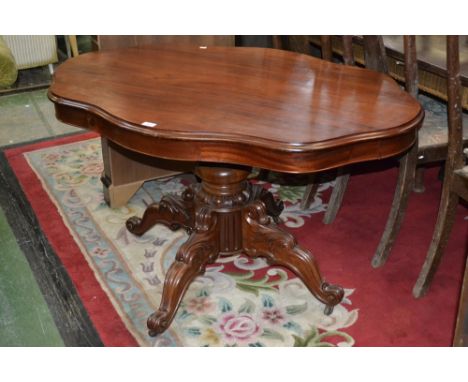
[48,46,424,174]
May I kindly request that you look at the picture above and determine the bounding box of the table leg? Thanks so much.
[147,207,219,336]
[242,200,344,313]
[126,165,344,336]
[126,188,196,235]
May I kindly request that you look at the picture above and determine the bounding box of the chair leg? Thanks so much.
[413,166,426,193]
[412,188,460,298]
[64,35,72,58]
[323,169,350,224]
[371,142,418,268]
[300,174,318,210]
[68,35,79,57]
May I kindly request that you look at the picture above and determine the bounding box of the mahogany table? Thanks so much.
[48,46,424,336]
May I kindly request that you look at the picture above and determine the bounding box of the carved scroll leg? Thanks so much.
[371,142,418,268]
[247,183,284,223]
[147,208,219,336]
[126,188,195,236]
[242,201,344,314]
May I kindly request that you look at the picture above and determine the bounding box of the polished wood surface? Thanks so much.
[49,46,423,174]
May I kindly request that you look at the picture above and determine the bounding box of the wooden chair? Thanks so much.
[294,36,467,279]
[413,36,468,298]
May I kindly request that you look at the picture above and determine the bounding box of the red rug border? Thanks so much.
[5,132,139,346]
[5,132,467,346]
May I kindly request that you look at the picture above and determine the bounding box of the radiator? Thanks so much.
[2,35,58,70]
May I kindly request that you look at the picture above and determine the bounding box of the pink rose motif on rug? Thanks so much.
[217,313,262,345]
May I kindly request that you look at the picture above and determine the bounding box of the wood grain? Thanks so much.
[49,46,423,174]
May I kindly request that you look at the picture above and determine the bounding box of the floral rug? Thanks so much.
[6,131,467,346]
[11,134,358,346]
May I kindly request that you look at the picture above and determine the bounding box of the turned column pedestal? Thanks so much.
[126,165,344,336]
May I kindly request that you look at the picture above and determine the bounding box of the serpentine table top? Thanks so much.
[48,46,423,174]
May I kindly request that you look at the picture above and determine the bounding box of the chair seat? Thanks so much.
[418,94,468,148]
